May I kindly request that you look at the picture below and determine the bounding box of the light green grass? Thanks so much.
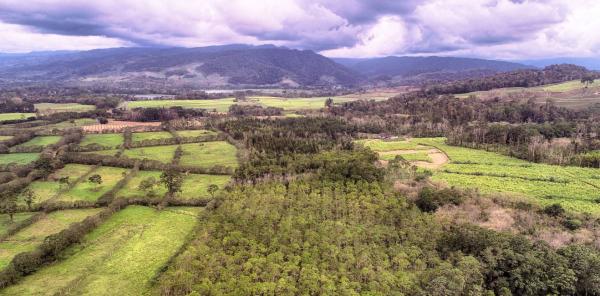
[0,153,39,165]
[123,145,178,163]
[0,212,34,237]
[116,171,167,199]
[131,131,173,142]
[541,80,600,92]
[414,137,600,214]
[178,174,231,199]
[79,133,123,148]
[0,206,199,295]
[380,151,432,162]
[253,96,357,110]
[355,139,427,152]
[18,164,95,205]
[34,103,95,113]
[58,167,129,202]
[0,113,35,122]
[0,136,13,141]
[12,136,61,148]
[175,129,217,138]
[0,208,101,270]
[180,141,238,168]
[44,118,97,129]
[123,98,236,112]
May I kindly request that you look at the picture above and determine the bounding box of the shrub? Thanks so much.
[544,203,566,217]
[416,187,465,212]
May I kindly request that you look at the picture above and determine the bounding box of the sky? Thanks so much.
[0,0,598,59]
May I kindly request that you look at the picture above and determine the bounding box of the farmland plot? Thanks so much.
[12,136,61,148]
[18,164,95,205]
[180,141,238,168]
[58,167,129,202]
[0,206,199,295]
[0,153,39,165]
[79,133,123,148]
[131,131,173,142]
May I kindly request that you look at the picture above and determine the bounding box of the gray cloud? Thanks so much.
[0,0,597,58]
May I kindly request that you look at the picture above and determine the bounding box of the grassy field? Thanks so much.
[123,145,178,163]
[0,113,35,122]
[34,103,96,113]
[44,118,97,129]
[356,138,427,151]
[19,164,95,205]
[379,151,432,162]
[541,80,600,92]
[0,136,13,141]
[0,212,34,237]
[178,174,231,199]
[79,133,123,148]
[131,131,173,142]
[412,138,600,214]
[12,136,62,148]
[58,167,129,202]
[180,141,238,168]
[0,206,199,295]
[0,208,101,270]
[0,153,39,165]
[123,98,236,112]
[175,129,216,138]
[116,170,167,199]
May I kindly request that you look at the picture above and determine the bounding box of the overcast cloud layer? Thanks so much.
[0,0,598,59]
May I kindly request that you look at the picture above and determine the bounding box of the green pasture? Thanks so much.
[178,174,231,199]
[0,153,39,165]
[175,129,216,138]
[0,206,199,295]
[18,164,95,205]
[12,136,61,149]
[0,113,35,122]
[180,141,238,168]
[116,170,167,199]
[58,167,129,202]
[79,133,123,148]
[34,103,96,113]
[131,131,173,142]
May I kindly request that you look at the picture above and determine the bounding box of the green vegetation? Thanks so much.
[116,170,166,199]
[34,103,95,113]
[0,113,35,122]
[180,141,238,168]
[380,151,432,162]
[356,138,426,151]
[0,212,34,237]
[17,164,93,205]
[541,79,600,92]
[0,153,39,165]
[0,206,199,295]
[79,133,123,148]
[59,167,128,202]
[131,131,173,142]
[12,136,61,148]
[44,118,97,129]
[122,145,178,163]
[123,98,236,112]
[413,138,600,214]
[175,129,216,138]
[0,208,101,269]
[0,136,13,141]
[178,174,230,199]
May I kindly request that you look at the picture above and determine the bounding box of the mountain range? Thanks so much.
[0,45,584,88]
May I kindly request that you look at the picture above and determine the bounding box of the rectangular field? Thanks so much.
[180,141,238,168]
[123,99,236,112]
[19,164,95,205]
[0,208,101,269]
[0,136,13,141]
[178,174,231,199]
[122,145,178,163]
[0,113,35,122]
[175,129,216,138]
[13,136,62,148]
[116,170,167,199]
[131,131,173,142]
[0,206,200,295]
[79,133,123,148]
[34,103,95,113]
[0,153,39,165]
[58,167,129,202]
[0,212,34,237]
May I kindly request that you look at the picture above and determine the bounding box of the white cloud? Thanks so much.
[0,22,130,53]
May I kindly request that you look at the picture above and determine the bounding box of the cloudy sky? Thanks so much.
[0,0,598,59]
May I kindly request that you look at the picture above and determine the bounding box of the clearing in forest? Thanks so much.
[0,206,199,296]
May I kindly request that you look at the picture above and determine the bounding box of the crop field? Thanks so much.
[81,121,161,132]
[58,167,129,202]
[0,206,200,295]
[0,208,101,270]
[79,133,123,148]
[12,136,61,148]
[131,131,173,142]
[178,174,231,199]
[356,138,428,151]
[175,129,216,138]
[116,170,167,199]
[0,153,39,165]
[411,138,600,214]
[180,141,238,168]
[34,103,95,114]
[18,164,95,205]
[0,113,35,122]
